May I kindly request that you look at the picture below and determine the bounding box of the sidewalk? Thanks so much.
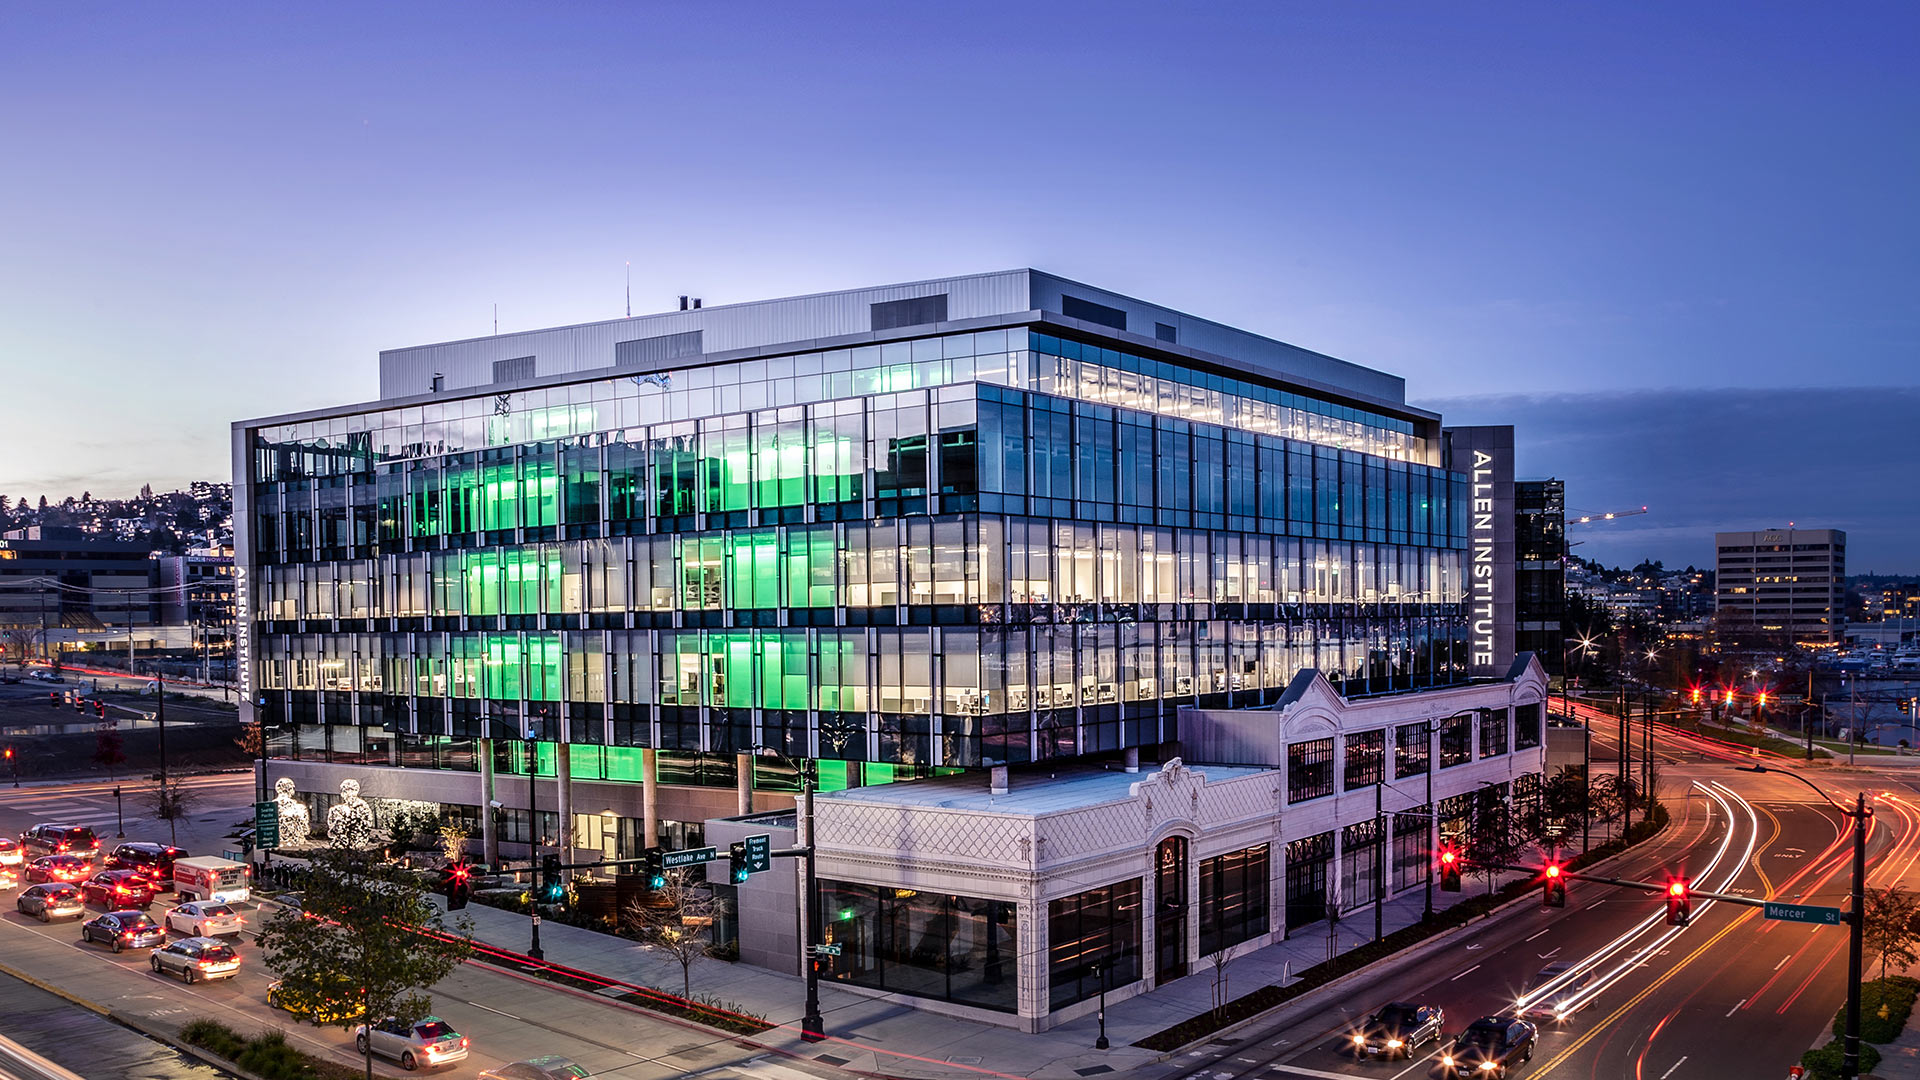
[394,867,1541,1080]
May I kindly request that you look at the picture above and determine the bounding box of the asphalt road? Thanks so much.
[0,773,853,1080]
[1155,724,1905,1080]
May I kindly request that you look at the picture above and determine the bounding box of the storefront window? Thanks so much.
[1514,702,1542,750]
[1480,708,1509,758]
[1198,845,1269,956]
[820,880,1018,1012]
[1047,879,1142,1011]
[1343,729,1384,790]
[1439,714,1474,768]
[1287,737,1334,802]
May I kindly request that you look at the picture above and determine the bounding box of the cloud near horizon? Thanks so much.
[1421,386,1920,575]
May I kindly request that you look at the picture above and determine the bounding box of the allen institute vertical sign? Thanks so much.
[1444,426,1516,678]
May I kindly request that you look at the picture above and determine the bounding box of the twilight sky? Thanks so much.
[2,4,1915,569]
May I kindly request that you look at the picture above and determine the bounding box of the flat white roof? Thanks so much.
[818,763,1274,817]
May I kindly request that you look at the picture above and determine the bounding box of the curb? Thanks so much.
[0,958,111,1018]
[1150,814,1675,1061]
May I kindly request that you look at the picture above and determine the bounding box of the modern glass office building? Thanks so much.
[234,270,1474,856]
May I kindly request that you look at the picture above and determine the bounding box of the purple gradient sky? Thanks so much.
[2,4,1914,568]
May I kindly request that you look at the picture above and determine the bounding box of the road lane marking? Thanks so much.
[1587,899,1606,908]
[1774,954,1790,970]
[1266,1066,1365,1080]
[1725,999,1745,1017]
[1660,1056,1687,1078]
[1538,947,1560,958]
[1525,928,1551,941]
[465,1000,524,1020]
[1449,964,1481,981]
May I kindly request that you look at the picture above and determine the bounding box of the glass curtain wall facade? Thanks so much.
[246,328,1469,779]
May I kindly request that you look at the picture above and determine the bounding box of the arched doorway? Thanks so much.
[1155,835,1189,984]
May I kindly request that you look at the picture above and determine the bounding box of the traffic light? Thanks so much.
[1543,862,1567,908]
[446,863,472,911]
[1665,879,1691,926]
[727,841,750,884]
[1439,844,1462,892]
[1690,686,1702,706]
[539,854,564,903]
[47,691,57,708]
[94,700,105,719]
[643,847,666,889]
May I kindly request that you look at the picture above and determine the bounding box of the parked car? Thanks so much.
[166,901,243,938]
[1519,961,1601,1022]
[27,670,63,683]
[1350,1001,1444,1060]
[16,883,85,922]
[80,910,167,952]
[22,824,100,859]
[150,937,242,983]
[81,870,160,910]
[477,1057,592,1080]
[0,837,23,867]
[26,854,94,884]
[354,1016,471,1071]
[107,842,188,881]
[1440,1016,1538,1079]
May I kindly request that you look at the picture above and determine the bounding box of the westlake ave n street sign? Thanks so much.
[1764,901,1843,925]
[663,846,717,869]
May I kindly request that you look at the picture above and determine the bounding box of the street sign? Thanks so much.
[254,800,280,849]
[662,846,717,870]
[1764,901,1843,925]
[745,833,772,874]
[813,943,842,956]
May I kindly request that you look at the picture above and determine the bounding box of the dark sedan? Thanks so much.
[1350,1001,1444,1060]
[81,910,167,952]
[1441,1016,1537,1079]
[26,854,93,884]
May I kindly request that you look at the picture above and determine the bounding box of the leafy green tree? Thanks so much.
[256,849,473,1080]
[1465,789,1525,899]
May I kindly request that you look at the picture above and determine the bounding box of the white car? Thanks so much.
[150,936,242,982]
[354,1016,470,1071]
[0,838,22,867]
[167,901,244,938]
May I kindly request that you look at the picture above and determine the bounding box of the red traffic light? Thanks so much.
[1667,880,1686,897]
[1441,849,1458,865]
[1545,863,1562,879]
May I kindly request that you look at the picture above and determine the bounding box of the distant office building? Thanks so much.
[0,527,157,647]
[156,543,236,634]
[1514,479,1565,674]
[1715,527,1846,645]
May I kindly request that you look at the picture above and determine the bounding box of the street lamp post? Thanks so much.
[114,785,125,838]
[1739,765,1870,1080]
[753,745,824,1043]
[1094,962,1109,1050]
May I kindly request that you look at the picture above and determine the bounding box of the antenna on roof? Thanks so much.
[493,303,498,336]
[625,261,631,318]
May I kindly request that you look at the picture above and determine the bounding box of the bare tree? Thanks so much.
[625,872,731,997]
[142,779,199,846]
[1864,885,1920,982]
[1209,949,1234,1013]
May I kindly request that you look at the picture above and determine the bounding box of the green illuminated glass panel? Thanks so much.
[814,760,852,793]
[816,630,868,712]
[463,551,502,616]
[681,537,724,610]
[728,530,779,610]
[569,746,604,780]
[483,635,521,700]
[754,417,807,509]
[604,746,649,783]
[652,433,699,517]
[525,634,562,701]
[784,525,836,608]
[478,463,520,532]
[811,412,864,506]
[444,462,480,535]
[759,632,809,711]
[703,421,751,514]
[522,453,559,528]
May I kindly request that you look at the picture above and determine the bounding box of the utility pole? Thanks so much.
[1845,791,1868,1080]
[1373,778,1384,942]
[525,734,543,960]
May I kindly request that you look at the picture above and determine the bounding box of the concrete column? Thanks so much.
[1123,746,1140,773]
[479,738,499,867]
[555,742,573,879]
[641,747,659,849]
[736,751,753,816]
[990,764,1009,795]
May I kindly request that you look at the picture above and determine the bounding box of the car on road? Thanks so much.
[267,978,364,1025]
[1440,1016,1538,1079]
[166,901,243,938]
[81,869,161,910]
[354,1016,471,1071]
[26,670,64,683]
[16,883,85,922]
[1350,1001,1444,1060]
[107,842,188,881]
[26,854,94,884]
[0,838,23,867]
[22,824,100,860]
[1518,961,1601,1022]
[150,936,241,983]
[80,910,167,952]
[477,1057,592,1080]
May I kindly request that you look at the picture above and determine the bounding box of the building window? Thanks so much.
[1480,709,1508,758]
[1284,831,1333,931]
[1198,845,1270,957]
[1344,729,1385,790]
[1154,322,1177,343]
[1061,295,1127,331]
[1514,702,1542,750]
[1437,792,1476,842]
[1340,818,1382,910]
[1048,879,1143,1011]
[1288,737,1335,803]
[819,880,1019,1013]
[1392,807,1430,891]
[1439,714,1473,768]
[1394,723,1430,778]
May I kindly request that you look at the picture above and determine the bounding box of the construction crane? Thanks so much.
[1570,506,1648,526]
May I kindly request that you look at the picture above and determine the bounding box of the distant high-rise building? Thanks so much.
[1515,479,1565,673]
[1715,527,1845,645]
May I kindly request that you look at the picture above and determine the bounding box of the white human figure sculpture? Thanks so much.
[326,778,379,849]
[272,777,311,848]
